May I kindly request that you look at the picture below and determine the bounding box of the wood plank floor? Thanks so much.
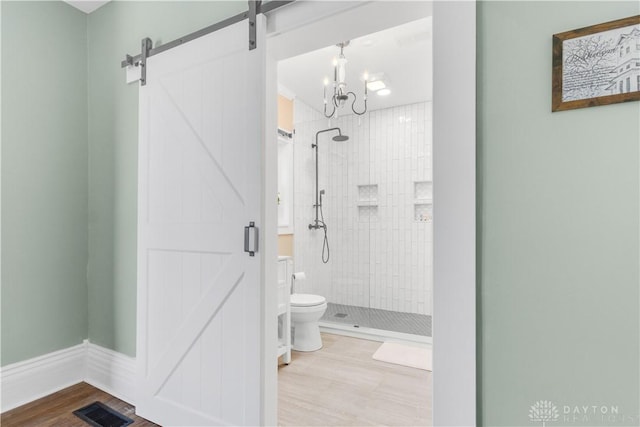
[0,382,157,427]
[278,333,432,426]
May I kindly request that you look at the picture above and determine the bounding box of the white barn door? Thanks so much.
[136,16,266,426]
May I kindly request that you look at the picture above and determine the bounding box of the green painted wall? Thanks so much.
[86,1,246,356]
[1,1,88,365]
[477,1,640,425]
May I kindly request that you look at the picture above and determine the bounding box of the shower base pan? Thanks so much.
[320,302,432,344]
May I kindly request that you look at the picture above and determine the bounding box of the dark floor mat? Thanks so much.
[73,401,134,427]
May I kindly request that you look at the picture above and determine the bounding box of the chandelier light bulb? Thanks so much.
[337,57,347,84]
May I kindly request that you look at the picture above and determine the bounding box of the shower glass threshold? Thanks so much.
[320,302,432,343]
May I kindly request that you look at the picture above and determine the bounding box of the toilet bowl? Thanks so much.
[290,294,327,352]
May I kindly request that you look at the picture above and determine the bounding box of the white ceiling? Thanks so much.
[278,16,432,115]
[63,0,111,14]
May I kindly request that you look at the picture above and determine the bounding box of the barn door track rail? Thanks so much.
[121,0,294,86]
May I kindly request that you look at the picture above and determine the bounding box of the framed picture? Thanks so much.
[552,15,640,112]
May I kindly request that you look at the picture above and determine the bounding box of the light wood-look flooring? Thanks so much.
[278,333,432,426]
[0,382,157,427]
[2,334,431,427]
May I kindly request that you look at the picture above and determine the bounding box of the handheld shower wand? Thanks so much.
[318,189,329,263]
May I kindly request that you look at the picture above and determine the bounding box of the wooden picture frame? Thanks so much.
[552,15,640,112]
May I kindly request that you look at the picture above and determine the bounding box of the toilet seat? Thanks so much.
[291,294,326,307]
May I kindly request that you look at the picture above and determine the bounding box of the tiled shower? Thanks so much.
[292,98,432,337]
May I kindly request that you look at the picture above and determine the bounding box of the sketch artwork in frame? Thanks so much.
[552,15,640,112]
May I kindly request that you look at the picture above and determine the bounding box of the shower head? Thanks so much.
[314,127,348,146]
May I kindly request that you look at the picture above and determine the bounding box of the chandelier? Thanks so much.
[323,41,368,118]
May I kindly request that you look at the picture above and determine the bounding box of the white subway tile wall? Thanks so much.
[292,99,433,315]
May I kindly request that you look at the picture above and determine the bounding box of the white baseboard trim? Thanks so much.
[0,341,137,413]
[0,343,86,413]
[84,340,136,405]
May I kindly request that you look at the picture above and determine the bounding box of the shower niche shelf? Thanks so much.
[358,184,378,202]
[358,205,378,222]
[414,203,432,223]
[414,181,433,222]
[357,184,379,220]
[414,181,432,200]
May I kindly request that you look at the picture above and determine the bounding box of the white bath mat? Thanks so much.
[372,342,432,371]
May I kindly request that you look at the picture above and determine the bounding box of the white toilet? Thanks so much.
[290,294,327,351]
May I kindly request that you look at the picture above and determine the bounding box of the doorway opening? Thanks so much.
[272,4,433,425]
[278,17,433,344]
